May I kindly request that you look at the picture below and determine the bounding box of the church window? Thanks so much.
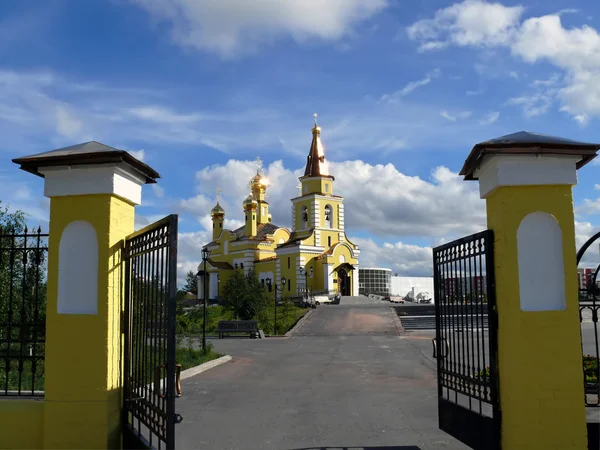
[263,206,266,215]
[328,236,332,247]
[324,205,333,228]
[339,255,346,263]
[219,223,222,228]
[241,263,244,269]
[325,184,329,193]
[213,223,215,228]
[288,280,291,292]
[235,263,238,269]
[303,185,308,193]
[287,257,290,269]
[302,206,308,228]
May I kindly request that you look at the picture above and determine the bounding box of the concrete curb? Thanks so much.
[284,308,315,337]
[180,355,232,380]
[388,306,405,335]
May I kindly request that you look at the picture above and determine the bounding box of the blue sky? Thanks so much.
[2,0,600,282]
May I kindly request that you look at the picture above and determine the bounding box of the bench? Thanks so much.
[216,320,259,339]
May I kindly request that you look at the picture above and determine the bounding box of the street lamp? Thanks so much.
[266,277,286,335]
[201,247,210,351]
[299,266,314,308]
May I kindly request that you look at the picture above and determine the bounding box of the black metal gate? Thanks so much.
[123,215,182,450]
[575,234,600,450]
[432,230,500,450]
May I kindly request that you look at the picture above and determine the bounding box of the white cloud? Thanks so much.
[379,69,441,103]
[440,110,471,121]
[506,92,555,117]
[407,2,600,122]
[407,0,523,50]
[129,0,387,59]
[128,149,146,161]
[479,111,500,124]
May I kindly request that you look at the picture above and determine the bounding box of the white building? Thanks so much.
[391,276,434,303]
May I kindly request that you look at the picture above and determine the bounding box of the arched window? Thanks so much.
[324,205,333,228]
[302,206,308,228]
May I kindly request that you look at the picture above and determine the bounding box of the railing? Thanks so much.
[0,226,48,396]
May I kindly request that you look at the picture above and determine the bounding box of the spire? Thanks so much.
[303,113,331,178]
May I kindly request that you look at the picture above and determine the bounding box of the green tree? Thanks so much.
[0,202,47,351]
[183,270,198,295]
[222,269,268,320]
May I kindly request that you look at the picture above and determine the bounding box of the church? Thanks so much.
[199,118,360,300]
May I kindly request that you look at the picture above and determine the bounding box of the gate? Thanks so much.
[575,234,600,450]
[123,215,182,450]
[432,230,500,450]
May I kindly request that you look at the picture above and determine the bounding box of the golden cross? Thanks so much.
[255,156,263,173]
[313,113,318,126]
[216,188,222,203]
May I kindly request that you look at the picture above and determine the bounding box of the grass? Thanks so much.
[176,343,223,370]
[177,304,310,337]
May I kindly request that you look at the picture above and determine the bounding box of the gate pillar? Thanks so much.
[459,133,600,450]
[13,144,160,449]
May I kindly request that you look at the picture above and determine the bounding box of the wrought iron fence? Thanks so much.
[0,226,48,396]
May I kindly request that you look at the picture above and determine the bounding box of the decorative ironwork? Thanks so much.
[575,234,600,450]
[123,215,181,450]
[0,226,47,397]
[433,230,500,450]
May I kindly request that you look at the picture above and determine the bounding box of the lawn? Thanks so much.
[177,304,310,337]
[176,344,223,370]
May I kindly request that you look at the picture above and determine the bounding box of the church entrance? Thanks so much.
[338,268,351,296]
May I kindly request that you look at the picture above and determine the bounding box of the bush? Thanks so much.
[584,354,599,384]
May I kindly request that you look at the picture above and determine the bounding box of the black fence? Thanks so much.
[433,230,500,450]
[0,227,48,396]
[575,235,600,450]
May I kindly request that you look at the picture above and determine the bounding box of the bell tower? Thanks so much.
[292,115,345,248]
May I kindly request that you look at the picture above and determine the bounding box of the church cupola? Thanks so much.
[300,114,335,196]
[250,157,271,224]
[243,193,258,237]
[211,201,225,240]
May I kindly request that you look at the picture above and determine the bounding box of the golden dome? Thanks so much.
[211,202,225,216]
[243,193,256,205]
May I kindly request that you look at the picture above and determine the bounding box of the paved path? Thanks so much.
[176,296,468,450]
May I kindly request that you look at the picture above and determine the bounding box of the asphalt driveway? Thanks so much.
[175,297,468,450]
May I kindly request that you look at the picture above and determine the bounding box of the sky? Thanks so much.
[2,0,600,286]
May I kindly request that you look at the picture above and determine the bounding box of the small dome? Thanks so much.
[250,171,267,189]
[243,193,256,205]
[211,202,225,216]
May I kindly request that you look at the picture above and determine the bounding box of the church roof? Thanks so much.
[276,229,314,248]
[206,222,282,247]
[460,131,600,180]
[302,123,334,180]
[12,140,160,183]
[233,222,280,240]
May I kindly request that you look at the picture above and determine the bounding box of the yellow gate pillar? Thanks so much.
[460,132,600,450]
[13,143,160,449]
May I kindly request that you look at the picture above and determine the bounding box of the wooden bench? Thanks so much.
[216,320,259,339]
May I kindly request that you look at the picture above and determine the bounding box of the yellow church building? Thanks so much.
[200,119,360,300]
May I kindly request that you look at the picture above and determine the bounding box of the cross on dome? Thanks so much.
[216,187,222,203]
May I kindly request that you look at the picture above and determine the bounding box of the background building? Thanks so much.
[391,276,434,302]
[358,268,392,296]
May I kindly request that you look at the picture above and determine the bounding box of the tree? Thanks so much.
[0,201,46,345]
[222,269,268,320]
[183,270,198,295]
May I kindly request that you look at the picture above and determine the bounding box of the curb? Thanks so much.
[284,308,315,337]
[180,355,232,380]
[388,306,405,335]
